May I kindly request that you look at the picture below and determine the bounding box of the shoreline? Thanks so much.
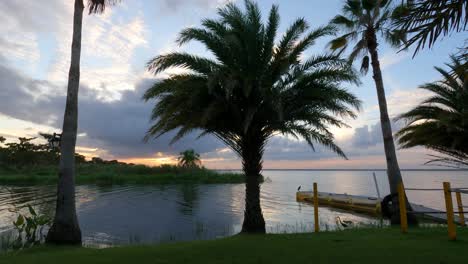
[0,164,245,185]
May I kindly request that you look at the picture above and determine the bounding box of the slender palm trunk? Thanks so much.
[46,0,83,245]
[240,133,266,233]
[367,29,415,225]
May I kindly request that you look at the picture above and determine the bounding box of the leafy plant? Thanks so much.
[12,205,51,249]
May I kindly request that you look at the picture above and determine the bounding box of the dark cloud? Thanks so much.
[0,57,413,164]
[0,60,223,159]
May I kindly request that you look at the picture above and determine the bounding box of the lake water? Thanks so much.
[0,170,467,247]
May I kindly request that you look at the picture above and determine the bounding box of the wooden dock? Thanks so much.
[296,191,467,225]
[296,191,382,216]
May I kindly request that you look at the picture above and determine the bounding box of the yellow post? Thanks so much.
[456,192,466,227]
[443,182,456,240]
[313,182,319,233]
[398,183,408,233]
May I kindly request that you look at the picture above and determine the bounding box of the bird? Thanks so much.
[297,186,301,191]
[335,216,353,228]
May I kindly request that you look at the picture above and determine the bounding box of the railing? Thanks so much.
[399,182,467,240]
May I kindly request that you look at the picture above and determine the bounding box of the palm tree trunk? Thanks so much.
[240,133,266,233]
[46,0,83,245]
[367,30,415,225]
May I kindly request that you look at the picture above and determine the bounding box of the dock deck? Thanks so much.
[296,191,467,225]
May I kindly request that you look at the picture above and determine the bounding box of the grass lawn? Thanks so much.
[1,228,467,263]
[0,164,244,185]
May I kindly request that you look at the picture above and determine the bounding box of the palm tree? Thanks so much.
[329,0,412,223]
[46,0,118,245]
[178,149,202,168]
[393,0,467,56]
[396,55,468,168]
[144,0,361,233]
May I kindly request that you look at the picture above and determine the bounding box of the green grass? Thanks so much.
[0,164,244,185]
[0,228,467,263]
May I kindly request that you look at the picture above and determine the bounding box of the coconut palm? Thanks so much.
[328,0,411,222]
[396,55,468,168]
[46,0,119,245]
[144,0,361,233]
[393,0,467,56]
[178,149,202,168]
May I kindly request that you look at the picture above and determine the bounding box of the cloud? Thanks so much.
[159,0,234,12]
[380,52,409,70]
[0,58,223,160]
[0,54,434,168]
[46,5,148,100]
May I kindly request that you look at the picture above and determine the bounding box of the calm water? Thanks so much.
[0,170,467,247]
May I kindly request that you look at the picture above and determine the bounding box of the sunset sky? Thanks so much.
[0,0,466,169]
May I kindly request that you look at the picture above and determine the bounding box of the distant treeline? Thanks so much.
[0,134,246,185]
[0,134,129,168]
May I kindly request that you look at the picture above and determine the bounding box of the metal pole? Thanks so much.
[456,192,466,227]
[373,172,381,199]
[443,182,456,240]
[313,182,319,233]
[398,183,408,233]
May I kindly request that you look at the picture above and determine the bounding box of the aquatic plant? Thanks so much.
[11,205,51,249]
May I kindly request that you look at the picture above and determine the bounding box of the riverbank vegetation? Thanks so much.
[0,136,243,185]
[1,228,467,263]
[0,164,244,185]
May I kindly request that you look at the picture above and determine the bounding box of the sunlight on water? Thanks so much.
[0,170,467,248]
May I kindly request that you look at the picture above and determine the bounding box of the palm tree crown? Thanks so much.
[178,149,202,168]
[329,0,406,73]
[145,1,361,157]
[396,55,468,168]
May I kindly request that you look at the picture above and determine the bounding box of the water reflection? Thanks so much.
[0,170,466,247]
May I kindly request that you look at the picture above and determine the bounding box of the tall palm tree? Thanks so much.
[144,0,361,233]
[178,149,202,168]
[46,0,118,245]
[393,0,467,56]
[396,55,468,168]
[328,0,411,223]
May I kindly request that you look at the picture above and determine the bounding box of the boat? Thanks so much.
[296,191,382,216]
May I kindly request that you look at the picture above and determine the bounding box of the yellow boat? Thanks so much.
[296,191,382,216]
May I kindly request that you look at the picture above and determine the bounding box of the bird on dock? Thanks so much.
[335,216,353,228]
[297,186,301,191]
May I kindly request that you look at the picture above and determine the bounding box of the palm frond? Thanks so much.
[393,0,468,56]
[87,0,119,14]
[396,55,468,167]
